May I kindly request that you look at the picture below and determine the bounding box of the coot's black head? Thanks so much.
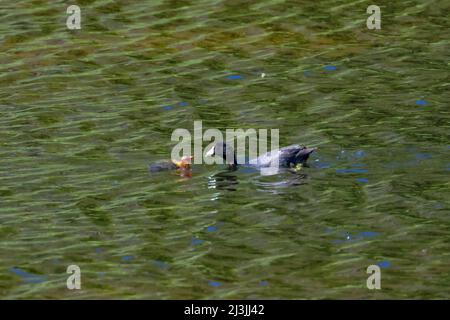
[206,141,237,167]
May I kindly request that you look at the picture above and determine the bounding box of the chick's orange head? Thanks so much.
[172,156,193,169]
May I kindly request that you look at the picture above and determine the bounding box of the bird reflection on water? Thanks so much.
[207,167,310,194]
[208,170,239,191]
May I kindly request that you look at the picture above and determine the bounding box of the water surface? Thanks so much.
[0,0,449,299]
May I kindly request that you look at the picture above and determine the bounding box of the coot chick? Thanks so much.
[149,155,193,172]
[205,142,316,169]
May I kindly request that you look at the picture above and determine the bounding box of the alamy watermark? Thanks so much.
[65,5,382,32]
[66,5,81,30]
[367,5,381,30]
[366,265,381,289]
[171,121,280,175]
[66,265,81,290]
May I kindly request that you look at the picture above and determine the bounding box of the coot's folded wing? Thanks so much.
[250,145,315,167]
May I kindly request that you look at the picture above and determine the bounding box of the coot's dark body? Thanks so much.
[207,142,316,169]
[250,144,316,168]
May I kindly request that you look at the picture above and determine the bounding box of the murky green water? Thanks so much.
[0,0,449,299]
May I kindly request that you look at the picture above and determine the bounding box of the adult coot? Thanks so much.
[205,141,316,170]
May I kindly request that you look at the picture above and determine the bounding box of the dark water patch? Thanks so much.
[191,237,204,246]
[9,267,45,284]
[323,66,337,71]
[332,231,380,244]
[152,260,170,270]
[226,75,243,80]
[259,280,269,286]
[415,99,428,106]
[336,169,369,174]
[208,281,221,287]
[121,255,134,262]
[377,261,392,269]
[206,226,218,232]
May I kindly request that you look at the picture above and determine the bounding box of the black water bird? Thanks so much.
[205,141,316,170]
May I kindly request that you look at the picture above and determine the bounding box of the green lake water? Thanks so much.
[0,0,449,299]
